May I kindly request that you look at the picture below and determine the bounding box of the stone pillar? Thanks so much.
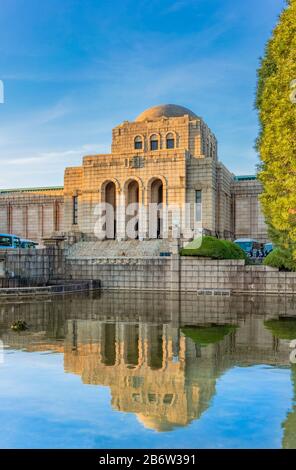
[116,191,126,241]
[138,203,146,241]
[137,185,145,241]
[142,191,150,240]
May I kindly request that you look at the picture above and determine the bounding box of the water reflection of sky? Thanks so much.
[0,350,292,449]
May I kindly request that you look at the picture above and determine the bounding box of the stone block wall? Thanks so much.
[232,179,268,242]
[111,115,216,158]
[2,250,296,295]
[63,166,83,232]
[2,248,65,283]
[177,258,282,293]
[216,163,233,238]
[0,193,64,244]
[0,259,4,277]
[65,257,172,291]
[186,157,217,234]
[64,256,296,294]
[64,152,187,238]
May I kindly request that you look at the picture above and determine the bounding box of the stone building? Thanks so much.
[0,104,268,244]
[0,187,64,244]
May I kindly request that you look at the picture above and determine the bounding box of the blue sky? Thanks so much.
[0,0,286,188]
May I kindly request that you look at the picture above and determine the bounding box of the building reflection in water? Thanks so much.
[0,291,296,435]
[64,320,208,431]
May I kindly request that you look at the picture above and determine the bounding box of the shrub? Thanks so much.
[181,325,237,346]
[263,247,296,271]
[264,319,296,340]
[180,236,247,260]
[221,240,248,260]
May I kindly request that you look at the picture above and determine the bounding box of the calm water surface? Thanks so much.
[0,291,296,449]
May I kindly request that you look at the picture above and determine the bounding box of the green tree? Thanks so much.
[256,0,296,266]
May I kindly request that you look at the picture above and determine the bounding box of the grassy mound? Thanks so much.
[180,236,247,260]
[181,325,237,346]
[263,248,296,271]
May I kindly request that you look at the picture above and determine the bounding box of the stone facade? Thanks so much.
[0,104,268,243]
[232,176,267,242]
[0,188,64,245]
[63,104,233,241]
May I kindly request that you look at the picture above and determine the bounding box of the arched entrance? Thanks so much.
[126,179,139,239]
[147,324,163,370]
[105,181,116,239]
[100,323,116,366]
[150,178,163,238]
[123,324,139,368]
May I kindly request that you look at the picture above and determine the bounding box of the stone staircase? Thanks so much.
[66,239,174,259]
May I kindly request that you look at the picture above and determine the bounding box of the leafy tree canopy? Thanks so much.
[256,0,296,265]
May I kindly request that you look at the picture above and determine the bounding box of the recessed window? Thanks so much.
[166,133,175,149]
[73,196,78,225]
[132,393,141,403]
[148,393,157,403]
[129,376,144,388]
[163,394,174,405]
[195,190,202,222]
[150,134,159,151]
[131,156,144,168]
[134,135,143,150]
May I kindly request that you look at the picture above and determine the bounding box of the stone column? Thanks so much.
[142,191,150,240]
[138,186,145,241]
[116,191,126,240]
[138,203,146,241]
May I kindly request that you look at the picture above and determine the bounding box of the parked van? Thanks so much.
[234,238,261,255]
[0,233,21,249]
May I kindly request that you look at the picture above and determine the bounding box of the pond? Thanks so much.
[0,291,296,449]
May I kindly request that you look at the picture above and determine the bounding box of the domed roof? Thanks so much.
[135,104,198,122]
[136,414,181,432]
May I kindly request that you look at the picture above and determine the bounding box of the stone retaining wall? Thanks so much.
[1,248,65,283]
[66,257,172,291]
[1,249,296,294]
[178,258,295,294]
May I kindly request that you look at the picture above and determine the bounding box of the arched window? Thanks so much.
[166,132,175,149]
[134,135,143,150]
[150,134,159,151]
